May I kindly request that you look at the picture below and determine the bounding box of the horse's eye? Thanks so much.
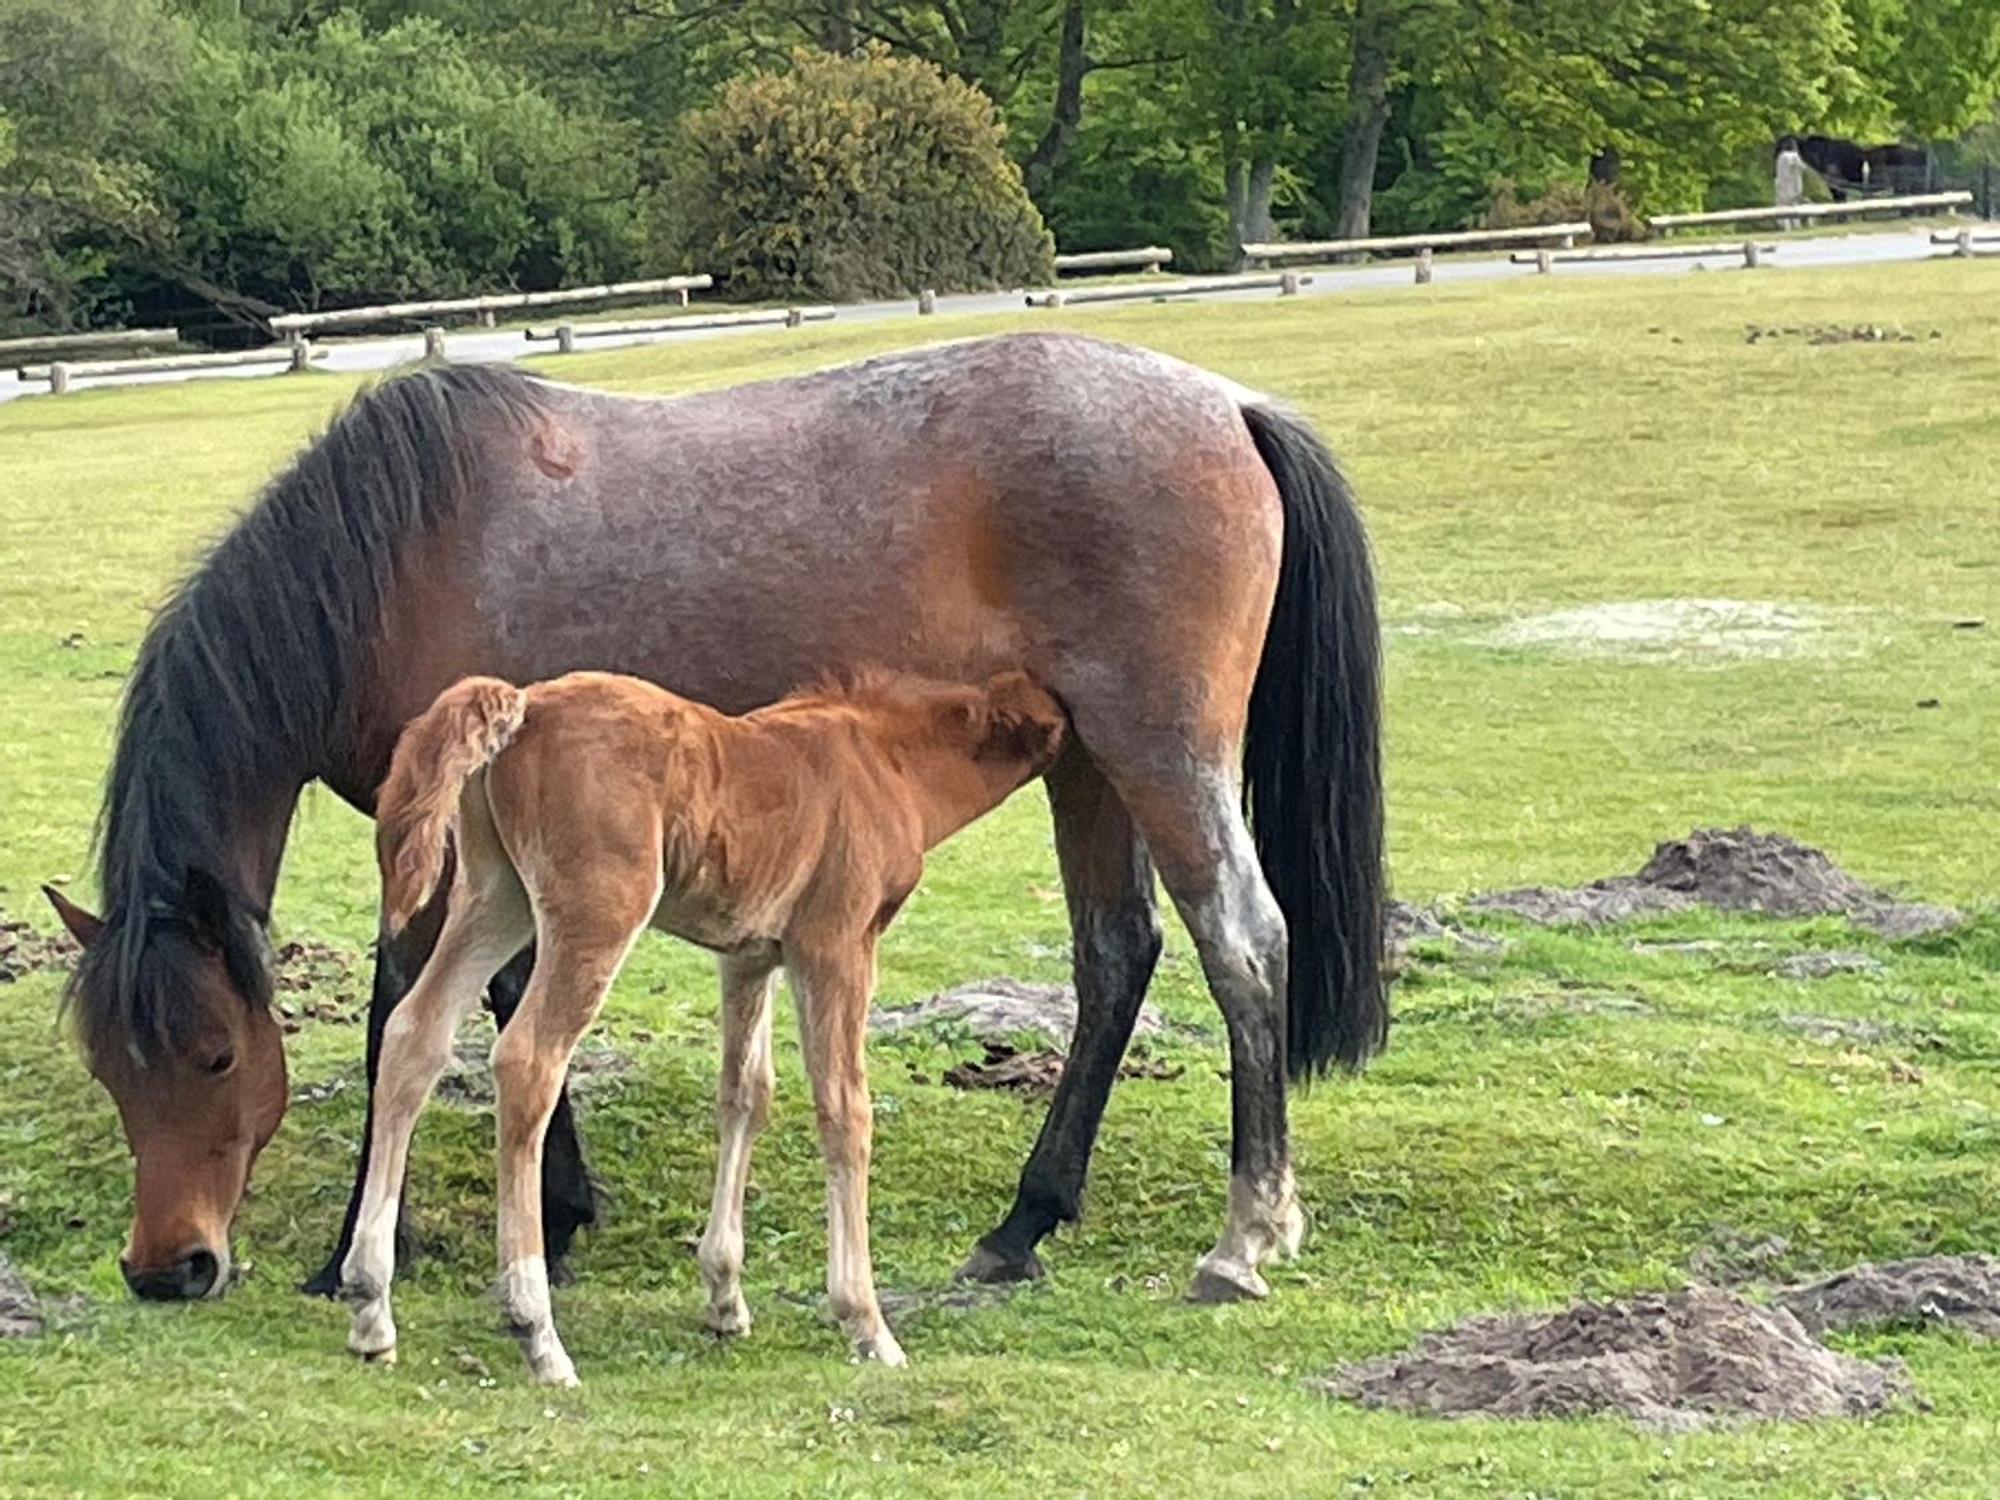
[205,1051,236,1077]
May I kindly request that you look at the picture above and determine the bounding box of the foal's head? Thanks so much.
[844,670,1068,841]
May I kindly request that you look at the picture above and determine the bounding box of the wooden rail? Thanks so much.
[25,344,321,393]
[524,306,836,352]
[1930,227,2000,256]
[1242,223,1588,264]
[1025,272,1310,308]
[1649,191,1971,232]
[1508,242,1777,265]
[1054,246,1173,275]
[269,276,715,337]
[1,327,179,368]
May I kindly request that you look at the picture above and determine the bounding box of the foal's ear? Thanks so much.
[43,886,103,949]
[981,672,1068,768]
[181,867,236,950]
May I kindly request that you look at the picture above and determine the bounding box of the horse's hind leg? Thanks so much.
[698,947,780,1337]
[959,747,1161,1283]
[1123,766,1303,1303]
[493,888,657,1386]
[341,867,533,1362]
[486,946,598,1284]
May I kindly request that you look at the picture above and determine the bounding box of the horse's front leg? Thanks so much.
[698,947,780,1337]
[787,941,904,1366]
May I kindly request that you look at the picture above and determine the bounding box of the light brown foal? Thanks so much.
[338,668,1066,1384]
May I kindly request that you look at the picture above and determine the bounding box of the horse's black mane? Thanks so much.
[72,364,551,1063]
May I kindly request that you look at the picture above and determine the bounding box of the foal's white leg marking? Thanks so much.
[497,1254,576,1389]
[699,952,778,1338]
[491,890,656,1386]
[788,948,906,1368]
[342,879,529,1364]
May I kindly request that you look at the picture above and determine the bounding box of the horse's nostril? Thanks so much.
[183,1249,220,1298]
[123,1249,221,1301]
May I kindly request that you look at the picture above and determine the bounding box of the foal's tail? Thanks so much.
[1239,404,1388,1079]
[376,677,528,936]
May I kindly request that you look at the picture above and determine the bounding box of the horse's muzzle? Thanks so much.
[122,1248,221,1301]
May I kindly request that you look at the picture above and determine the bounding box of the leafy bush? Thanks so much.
[667,46,1055,301]
[1485,178,1648,243]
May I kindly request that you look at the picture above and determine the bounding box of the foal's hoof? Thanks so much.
[855,1330,909,1368]
[955,1241,1045,1285]
[1187,1255,1270,1305]
[704,1296,752,1339]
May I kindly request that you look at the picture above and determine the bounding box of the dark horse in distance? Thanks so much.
[47,332,1386,1306]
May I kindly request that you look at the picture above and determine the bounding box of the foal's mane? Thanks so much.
[73,365,551,1063]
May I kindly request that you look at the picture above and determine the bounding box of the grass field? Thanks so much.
[3,260,1999,1497]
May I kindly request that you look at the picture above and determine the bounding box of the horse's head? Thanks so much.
[48,875,287,1300]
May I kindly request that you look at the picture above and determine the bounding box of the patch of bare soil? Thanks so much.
[1776,1256,2000,1341]
[1779,1014,1895,1046]
[272,940,366,1031]
[1771,951,1883,980]
[0,913,76,983]
[872,977,1165,1048]
[1745,323,1932,345]
[0,1252,43,1338]
[1319,1287,1912,1430]
[939,1040,1182,1096]
[434,1035,632,1106]
[1468,828,1961,938]
[1387,901,1507,959]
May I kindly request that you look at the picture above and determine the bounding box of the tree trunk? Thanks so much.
[1333,20,1391,240]
[818,1,855,52]
[1242,156,1277,244]
[1024,0,1087,200]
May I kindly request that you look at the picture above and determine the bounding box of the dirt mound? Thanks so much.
[938,1040,1181,1096]
[0,913,76,983]
[1776,1256,2000,1341]
[1468,828,1960,937]
[1319,1287,1912,1429]
[871,978,1164,1048]
[0,1253,43,1338]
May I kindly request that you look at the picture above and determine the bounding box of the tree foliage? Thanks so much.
[668,45,1055,299]
[0,0,1994,332]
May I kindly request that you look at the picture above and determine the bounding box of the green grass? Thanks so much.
[3,260,2000,1497]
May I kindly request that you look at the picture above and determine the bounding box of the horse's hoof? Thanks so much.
[856,1331,908,1368]
[1277,1199,1308,1261]
[359,1344,398,1367]
[955,1242,1044,1285]
[704,1297,752,1339]
[547,1256,577,1290]
[1187,1256,1270,1304]
[530,1351,580,1388]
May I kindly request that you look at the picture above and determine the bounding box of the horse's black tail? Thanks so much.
[1239,403,1388,1079]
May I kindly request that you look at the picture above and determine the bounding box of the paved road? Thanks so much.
[1,227,1963,406]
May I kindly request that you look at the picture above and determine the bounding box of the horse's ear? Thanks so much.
[43,886,103,948]
[181,867,235,950]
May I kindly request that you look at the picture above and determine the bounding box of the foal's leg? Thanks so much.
[493,895,656,1387]
[698,948,780,1337]
[787,942,904,1366]
[961,748,1162,1283]
[341,877,532,1362]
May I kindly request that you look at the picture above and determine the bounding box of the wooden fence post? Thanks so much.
[1957,228,1975,258]
[477,309,497,328]
[1535,249,1553,274]
[289,339,312,373]
[784,307,804,328]
[1415,248,1434,284]
[48,362,70,395]
[423,325,447,360]
[556,323,576,354]
[1742,241,1762,269]
[678,287,691,307]
[1279,272,1301,296]
[918,289,937,315]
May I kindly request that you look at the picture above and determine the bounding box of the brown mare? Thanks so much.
[341,668,1066,1382]
[49,332,1384,1307]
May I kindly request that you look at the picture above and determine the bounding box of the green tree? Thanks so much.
[668,45,1056,298]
